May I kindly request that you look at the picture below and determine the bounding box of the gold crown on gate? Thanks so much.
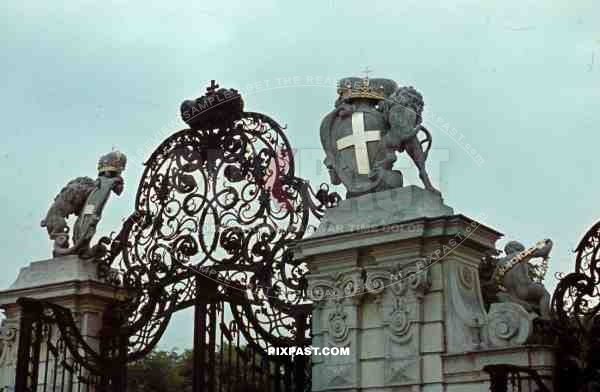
[98,150,127,174]
[337,76,387,101]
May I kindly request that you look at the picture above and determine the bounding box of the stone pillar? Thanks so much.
[297,186,555,392]
[0,255,126,390]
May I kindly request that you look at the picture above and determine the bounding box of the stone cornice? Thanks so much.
[0,280,130,310]
[296,214,502,260]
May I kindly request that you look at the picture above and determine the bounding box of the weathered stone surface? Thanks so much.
[9,255,101,290]
[443,346,555,391]
[0,256,127,391]
[314,186,453,237]
[300,200,555,391]
[444,259,489,353]
[0,323,17,389]
[484,302,536,348]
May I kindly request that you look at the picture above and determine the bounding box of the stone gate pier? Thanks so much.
[297,186,555,392]
[0,255,126,390]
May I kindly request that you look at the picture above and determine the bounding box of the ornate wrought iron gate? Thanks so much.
[189,274,310,391]
[14,297,127,391]
[15,83,339,392]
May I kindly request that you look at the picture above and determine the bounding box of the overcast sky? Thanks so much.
[1,0,599,350]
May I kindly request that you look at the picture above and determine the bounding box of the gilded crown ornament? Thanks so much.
[98,150,127,174]
[337,76,387,101]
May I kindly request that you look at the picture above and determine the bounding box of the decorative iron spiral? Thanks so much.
[550,220,600,391]
[552,221,600,324]
[98,112,339,360]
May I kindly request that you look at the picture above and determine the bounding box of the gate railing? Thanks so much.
[188,273,310,392]
[483,364,550,392]
[14,297,126,392]
[16,82,338,392]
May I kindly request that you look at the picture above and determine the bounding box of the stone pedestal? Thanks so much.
[0,255,126,390]
[297,187,555,392]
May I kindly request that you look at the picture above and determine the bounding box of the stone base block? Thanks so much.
[9,255,100,290]
[443,346,555,392]
[315,186,454,237]
[0,255,127,390]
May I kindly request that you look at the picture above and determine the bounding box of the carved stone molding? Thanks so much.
[307,276,337,304]
[307,268,364,305]
[364,263,431,300]
[363,264,431,345]
[374,263,431,384]
[364,267,390,299]
[322,363,354,388]
[309,263,431,307]
[0,324,17,367]
[459,264,476,291]
[327,303,350,344]
[388,297,412,338]
[385,356,418,385]
[484,302,535,348]
[446,261,489,352]
[403,264,431,298]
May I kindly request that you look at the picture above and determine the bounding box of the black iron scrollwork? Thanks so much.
[15,298,127,391]
[96,97,339,360]
[483,364,550,392]
[550,220,600,391]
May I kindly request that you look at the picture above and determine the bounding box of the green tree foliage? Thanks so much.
[127,346,270,391]
[127,350,184,392]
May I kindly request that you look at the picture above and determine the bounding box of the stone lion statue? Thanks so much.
[320,76,439,198]
[41,177,97,241]
[379,86,438,193]
[41,150,127,258]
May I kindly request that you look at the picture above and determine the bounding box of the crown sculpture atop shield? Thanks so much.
[320,75,439,198]
[41,150,127,258]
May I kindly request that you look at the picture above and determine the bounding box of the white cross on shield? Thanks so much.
[335,112,382,174]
